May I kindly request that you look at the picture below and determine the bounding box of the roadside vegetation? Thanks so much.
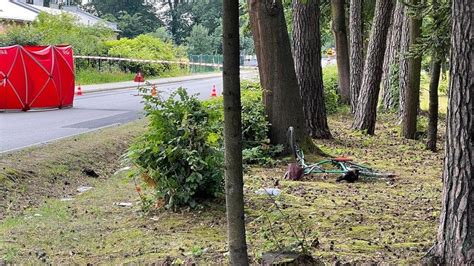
[0,107,444,264]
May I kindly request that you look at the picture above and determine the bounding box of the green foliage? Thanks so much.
[0,12,114,56]
[186,24,215,55]
[127,88,224,210]
[204,81,284,166]
[105,35,187,76]
[76,67,135,85]
[322,66,340,114]
[0,24,43,46]
[34,12,114,55]
[148,27,174,43]
[84,0,161,38]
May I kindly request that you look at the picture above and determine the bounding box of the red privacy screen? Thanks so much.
[0,45,75,111]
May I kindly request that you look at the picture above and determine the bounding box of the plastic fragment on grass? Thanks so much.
[255,188,281,196]
[77,186,93,193]
[114,202,133,207]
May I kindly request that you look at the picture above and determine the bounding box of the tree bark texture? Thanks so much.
[401,0,423,139]
[433,0,473,263]
[248,0,315,152]
[349,0,364,113]
[398,5,410,118]
[381,1,404,111]
[292,0,332,139]
[381,7,396,106]
[352,0,394,135]
[426,59,440,152]
[222,0,249,264]
[331,0,351,104]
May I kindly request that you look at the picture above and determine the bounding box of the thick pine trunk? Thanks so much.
[352,0,394,135]
[222,0,249,264]
[432,0,473,263]
[401,0,423,139]
[331,0,351,104]
[426,59,440,152]
[248,0,316,153]
[349,0,363,113]
[398,6,409,118]
[292,0,332,139]
[381,1,404,111]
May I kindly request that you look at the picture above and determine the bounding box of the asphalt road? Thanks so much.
[0,72,256,153]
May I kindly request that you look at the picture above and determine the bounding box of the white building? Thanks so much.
[0,0,118,33]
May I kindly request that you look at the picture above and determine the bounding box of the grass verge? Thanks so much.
[0,113,444,264]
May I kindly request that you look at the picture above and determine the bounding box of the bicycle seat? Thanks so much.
[333,157,353,162]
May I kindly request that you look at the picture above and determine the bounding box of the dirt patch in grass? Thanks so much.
[0,112,445,264]
[0,119,147,219]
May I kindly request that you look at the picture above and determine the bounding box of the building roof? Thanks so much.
[0,0,118,32]
[0,0,37,22]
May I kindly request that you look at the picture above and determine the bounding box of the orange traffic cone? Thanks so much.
[76,83,83,96]
[151,85,157,97]
[211,85,217,97]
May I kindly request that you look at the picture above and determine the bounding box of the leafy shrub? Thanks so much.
[0,12,114,56]
[203,81,283,165]
[322,66,340,114]
[0,24,43,46]
[105,35,188,76]
[127,88,223,209]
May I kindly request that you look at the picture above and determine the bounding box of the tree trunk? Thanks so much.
[381,8,395,105]
[398,6,409,118]
[401,0,423,139]
[292,0,332,139]
[349,0,363,113]
[431,0,473,263]
[381,1,404,111]
[426,59,440,152]
[222,0,249,264]
[351,0,394,135]
[248,0,316,153]
[331,0,351,104]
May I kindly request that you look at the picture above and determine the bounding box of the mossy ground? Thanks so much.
[0,111,444,264]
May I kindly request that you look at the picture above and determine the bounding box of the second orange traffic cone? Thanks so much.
[211,85,217,97]
[151,85,157,97]
[76,83,83,96]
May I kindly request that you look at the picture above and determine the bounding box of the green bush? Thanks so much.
[203,81,283,165]
[322,66,341,114]
[105,35,187,76]
[0,12,114,56]
[127,88,223,209]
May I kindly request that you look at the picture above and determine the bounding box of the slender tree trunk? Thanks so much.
[381,8,395,103]
[431,0,473,263]
[352,0,394,135]
[331,0,351,104]
[349,0,363,113]
[381,1,404,111]
[222,1,249,264]
[398,6,409,118]
[401,0,423,139]
[426,59,441,152]
[248,0,316,153]
[293,0,332,139]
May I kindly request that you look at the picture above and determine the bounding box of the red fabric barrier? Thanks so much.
[0,45,75,111]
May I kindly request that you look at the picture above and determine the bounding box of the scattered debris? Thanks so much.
[33,213,42,217]
[255,188,281,196]
[60,197,74,202]
[114,202,133,207]
[114,166,131,175]
[77,186,93,193]
[82,168,99,178]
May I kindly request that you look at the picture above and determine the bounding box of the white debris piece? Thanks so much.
[255,188,281,196]
[77,186,93,193]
